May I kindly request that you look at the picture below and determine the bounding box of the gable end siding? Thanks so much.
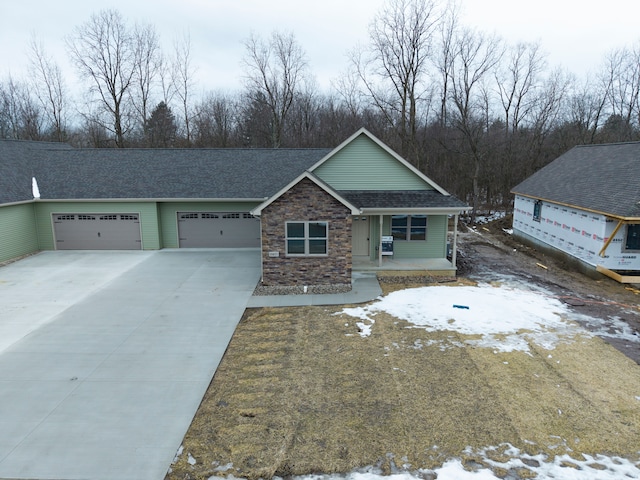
[313,135,431,190]
[0,203,39,263]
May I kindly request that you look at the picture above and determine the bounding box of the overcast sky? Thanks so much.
[1,0,639,95]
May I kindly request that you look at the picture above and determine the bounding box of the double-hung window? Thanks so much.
[391,215,427,241]
[286,221,328,256]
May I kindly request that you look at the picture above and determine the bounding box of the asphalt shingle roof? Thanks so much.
[339,190,469,210]
[0,141,331,204]
[0,140,74,204]
[1,140,470,212]
[512,142,640,218]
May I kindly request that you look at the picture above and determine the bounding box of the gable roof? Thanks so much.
[0,140,330,204]
[1,131,470,214]
[251,171,360,216]
[250,129,470,215]
[512,142,640,219]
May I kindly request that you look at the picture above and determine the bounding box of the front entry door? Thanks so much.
[352,216,370,256]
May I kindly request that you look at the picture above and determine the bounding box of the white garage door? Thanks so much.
[53,214,142,250]
[178,212,260,248]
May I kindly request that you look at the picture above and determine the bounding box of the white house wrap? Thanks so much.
[512,142,640,282]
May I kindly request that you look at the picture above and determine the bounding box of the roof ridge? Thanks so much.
[575,140,640,148]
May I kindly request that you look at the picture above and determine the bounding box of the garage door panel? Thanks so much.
[178,212,260,248]
[54,214,142,250]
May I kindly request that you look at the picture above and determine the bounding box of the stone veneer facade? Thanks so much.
[260,178,352,287]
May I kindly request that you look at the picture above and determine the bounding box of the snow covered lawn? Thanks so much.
[169,281,640,480]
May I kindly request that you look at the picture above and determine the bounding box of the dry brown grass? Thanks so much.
[167,288,640,480]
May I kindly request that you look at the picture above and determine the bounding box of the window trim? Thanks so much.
[391,215,428,242]
[285,221,329,257]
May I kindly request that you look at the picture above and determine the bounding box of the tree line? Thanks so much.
[2,0,640,215]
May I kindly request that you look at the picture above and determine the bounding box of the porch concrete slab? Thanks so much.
[352,256,456,272]
[0,249,260,480]
[247,271,383,308]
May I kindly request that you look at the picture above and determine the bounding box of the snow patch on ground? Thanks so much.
[580,314,640,343]
[269,447,640,480]
[340,284,592,352]
[474,211,507,224]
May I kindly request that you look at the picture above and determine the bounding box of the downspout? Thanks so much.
[256,214,264,283]
[599,219,624,257]
[452,213,458,270]
[378,214,383,267]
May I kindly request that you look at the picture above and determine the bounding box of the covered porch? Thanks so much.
[338,189,471,279]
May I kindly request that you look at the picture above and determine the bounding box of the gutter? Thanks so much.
[361,207,473,215]
[0,199,38,207]
[19,197,267,203]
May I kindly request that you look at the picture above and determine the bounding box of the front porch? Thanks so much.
[352,255,456,276]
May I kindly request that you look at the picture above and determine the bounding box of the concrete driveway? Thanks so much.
[0,249,260,480]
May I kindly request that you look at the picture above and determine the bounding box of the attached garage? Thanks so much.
[53,213,142,250]
[177,212,260,248]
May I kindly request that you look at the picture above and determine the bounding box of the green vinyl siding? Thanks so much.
[313,134,432,190]
[0,203,39,263]
[34,202,161,250]
[159,201,261,248]
[371,215,447,260]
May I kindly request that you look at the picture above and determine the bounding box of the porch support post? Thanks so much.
[452,213,458,270]
[378,214,383,267]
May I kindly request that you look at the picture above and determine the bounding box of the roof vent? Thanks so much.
[32,177,40,199]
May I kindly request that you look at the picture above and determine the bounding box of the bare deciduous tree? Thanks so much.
[28,36,69,141]
[131,23,162,142]
[434,0,459,127]
[172,33,196,146]
[350,0,445,160]
[599,44,640,140]
[447,27,503,217]
[496,42,545,135]
[193,92,239,147]
[242,31,308,148]
[566,76,608,145]
[0,75,43,140]
[66,9,137,147]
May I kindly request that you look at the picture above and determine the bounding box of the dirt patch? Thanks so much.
[166,219,640,479]
[458,217,640,364]
[376,270,470,295]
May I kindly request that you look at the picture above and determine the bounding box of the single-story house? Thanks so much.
[511,141,640,283]
[0,128,470,287]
